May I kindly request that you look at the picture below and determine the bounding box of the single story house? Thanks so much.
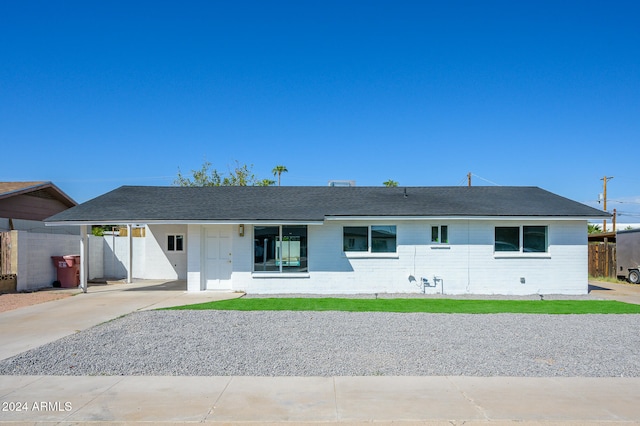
[1,181,78,292]
[0,181,77,225]
[45,185,609,295]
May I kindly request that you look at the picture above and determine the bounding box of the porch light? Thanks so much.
[238,224,245,237]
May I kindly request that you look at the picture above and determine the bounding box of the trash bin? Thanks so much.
[51,255,81,288]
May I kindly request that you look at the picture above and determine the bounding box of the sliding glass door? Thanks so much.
[253,225,307,273]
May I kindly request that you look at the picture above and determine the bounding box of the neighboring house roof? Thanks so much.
[0,182,47,195]
[0,181,77,222]
[45,185,610,224]
[0,181,77,206]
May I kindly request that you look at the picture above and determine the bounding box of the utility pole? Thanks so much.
[600,176,614,278]
[467,172,472,187]
[600,176,614,232]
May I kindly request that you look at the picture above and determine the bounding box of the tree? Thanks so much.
[174,161,222,186]
[222,161,259,186]
[588,224,602,234]
[272,165,288,186]
[91,225,108,236]
[174,160,262,187]
[257,179,276,186]
[383,179,399,187]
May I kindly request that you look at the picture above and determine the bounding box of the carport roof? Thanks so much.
[44,185,610,224]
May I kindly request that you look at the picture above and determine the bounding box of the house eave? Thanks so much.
[46,219,325,226]
[324,215,607,221]
[47,215,607,227]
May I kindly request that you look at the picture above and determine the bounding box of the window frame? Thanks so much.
[167,234,185,252]
[253,225,308,274]
[343,225,397,255]
[343,226,369,252]
[523,225,548,253]
[494,225,548,255]
[431,225,449,244]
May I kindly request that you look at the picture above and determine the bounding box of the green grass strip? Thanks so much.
[163,297,640,314]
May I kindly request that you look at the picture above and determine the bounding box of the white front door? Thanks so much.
[204,226,232,290]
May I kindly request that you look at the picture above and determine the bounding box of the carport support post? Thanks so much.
[80,225,88,293]
[127,224,133,284]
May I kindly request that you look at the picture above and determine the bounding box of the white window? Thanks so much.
[431,225,448,244]
[343,226,397,253]
[167,234,184,252]
[495,226,547,253]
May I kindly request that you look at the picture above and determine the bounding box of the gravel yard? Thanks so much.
[1,310,639,377]
[0,291,73,313]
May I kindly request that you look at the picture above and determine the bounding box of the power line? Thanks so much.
[458,173,501,186]
[469,173,500,186]
[608,199,640,205]
[617,211,640,218]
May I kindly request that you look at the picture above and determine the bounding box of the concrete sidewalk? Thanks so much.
[1,375,640,424]
[2,280,640,424]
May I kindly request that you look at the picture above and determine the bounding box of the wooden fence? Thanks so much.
[0,231,11,275]
[588,242,617,278]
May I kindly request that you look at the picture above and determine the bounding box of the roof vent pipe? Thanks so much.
[404,188,408,198]
[328,180,356,187]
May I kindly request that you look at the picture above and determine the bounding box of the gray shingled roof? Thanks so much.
[44,186,609,224]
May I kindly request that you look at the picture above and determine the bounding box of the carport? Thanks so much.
[41,222,140,293]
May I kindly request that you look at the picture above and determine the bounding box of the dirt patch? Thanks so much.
[0,291,74,313]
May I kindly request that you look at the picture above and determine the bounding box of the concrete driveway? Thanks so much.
[0,279,241,360]
[588,279,640,304]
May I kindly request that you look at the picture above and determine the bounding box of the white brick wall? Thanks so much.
[87,235,104,280]
[15,231,79,291]
[144,224,187,279]
[86,225,186,281]
[102,234,128,279]
[211,220,590,295]
[12,219,589,295]
[187,225,202,291]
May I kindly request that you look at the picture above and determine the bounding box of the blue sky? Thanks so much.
[1,1,639,220]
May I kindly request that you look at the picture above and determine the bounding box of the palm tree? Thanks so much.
[383,179,399,187]
[272,165,288,186]
[588,224,602,234]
